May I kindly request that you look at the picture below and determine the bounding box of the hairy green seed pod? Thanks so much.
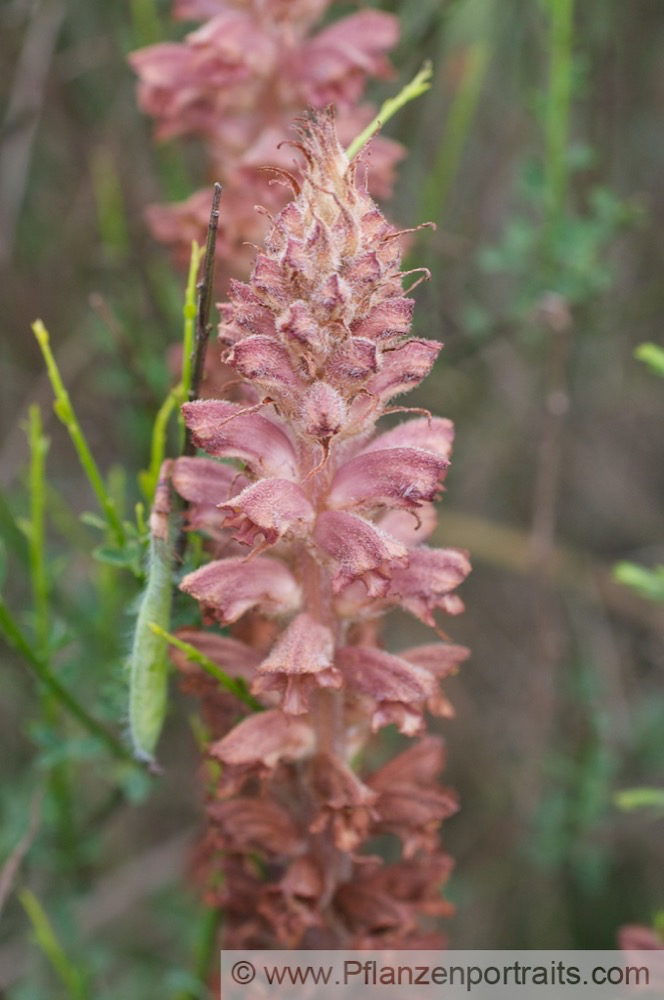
[128,463,173,762]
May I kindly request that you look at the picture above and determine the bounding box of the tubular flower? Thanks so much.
[130,0,403,272]
[173,110,470,949]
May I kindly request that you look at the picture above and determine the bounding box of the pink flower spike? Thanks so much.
[219,478,314,553]
[328,447,448,513]
[252,613,341,715]
[313,511,408,597]
[294,11,398,107]
[180,555,301,623]
[388,547,471,627]
[181,399,298,479]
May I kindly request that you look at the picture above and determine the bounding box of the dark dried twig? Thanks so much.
[177,184,221,561]
[185,183,222,431]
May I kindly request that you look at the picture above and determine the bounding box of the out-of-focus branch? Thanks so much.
[435,509,664,632]
[0,0,66,267]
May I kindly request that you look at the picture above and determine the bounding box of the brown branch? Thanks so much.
[177,183,222,561]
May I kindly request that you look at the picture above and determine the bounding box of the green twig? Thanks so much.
[26,405,50,657]
[0,597,138,765]
[186,185,222,420]
[20,889,90,1000]
[545,0,575,227]
[149,624,262,712]
[345,61,433,162]
[32,321,126,548]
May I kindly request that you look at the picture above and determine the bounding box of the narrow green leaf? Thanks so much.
[149,623,262,712]
[20,889,90,1000]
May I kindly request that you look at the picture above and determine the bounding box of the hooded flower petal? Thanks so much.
[296,382,347,442]
[364,338,443,402]
[180,555,301,623]
[252,613,341,715]
[367,737,459,857]
[350,296,414,345]
[210,708,314,770]
[336,645,435,735]
[400,642,471,678]
[328,447,448,513]
[181,399,298,479]
[258,856,325,947]
[313,511,408,596]
[172,455,244,505]
[208,798,301,857]
[387,547,471,627]
[293,10,398,106]
[226,335,305,397]
[219,478,315,551]
[378,506,437,547]
[361,417,454,462]
[309,753,378,851]
[172,456,250,536]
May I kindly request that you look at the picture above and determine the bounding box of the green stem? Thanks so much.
[545,0,575,228]
[346,61,433,161]
[27,406,79,871]
[149,624,263,712]
[0,597,138,765]
[27,405,49,658]
[32,321,126,548]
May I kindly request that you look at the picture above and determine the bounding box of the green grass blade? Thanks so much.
[19,889,90,1000]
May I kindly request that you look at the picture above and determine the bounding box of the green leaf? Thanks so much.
[613,562,664,603]
[635,342,664,379]
[614,787,664,812]
[92,545,135,569]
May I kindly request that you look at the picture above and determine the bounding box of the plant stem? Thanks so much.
[545,0,574,229]
[186,184,222,423]
[345,61,433,161]
[27,405,49,657]
[32,320,126,548]
[179,240,205,409]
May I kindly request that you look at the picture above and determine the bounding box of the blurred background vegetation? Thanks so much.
[1,0,663,995]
